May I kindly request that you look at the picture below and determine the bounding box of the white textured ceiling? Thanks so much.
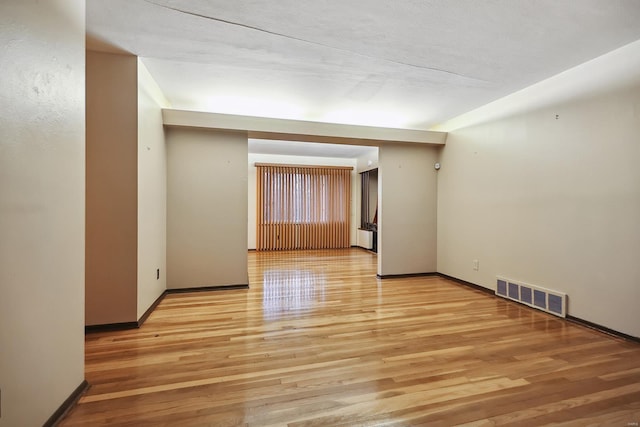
[87,0,640,131]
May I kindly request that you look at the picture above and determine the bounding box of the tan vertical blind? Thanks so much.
[256,163,352,251]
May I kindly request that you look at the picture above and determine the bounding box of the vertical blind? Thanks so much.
[256,164,352,251]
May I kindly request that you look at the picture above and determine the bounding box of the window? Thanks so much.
[256,164,352,250]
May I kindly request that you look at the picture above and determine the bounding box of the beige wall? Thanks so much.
[356,151,379,172]
[137,59,169,318]
[247,153,358,250]
[437,44,640,338]
[86,51,138,325]
[378,144,440,276]
[0,1,86,425]
[167,128,249,288]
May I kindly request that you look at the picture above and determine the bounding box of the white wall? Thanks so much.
[137,59,170,318]
[437,41,640,338]
[85,51,138,325]
[378,144,440,276]
[0,1,85,425]
[247,153,358,250]
[167,128,248,288]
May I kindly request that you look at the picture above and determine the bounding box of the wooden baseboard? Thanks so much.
[43,379,89,427]
[166,284,249,294]
[85,285,249,333]
[352,245,377,254]
[437,273,639,343]
[377,272,438,279]
[567,315,640,344]
[85,322,138,333]
[437,273,494,295]
[137,290,168,326]
[86,289,166,333]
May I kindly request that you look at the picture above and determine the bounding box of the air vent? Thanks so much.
[496,276,567,317]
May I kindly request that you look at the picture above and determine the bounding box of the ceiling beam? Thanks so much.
[162,109,447,145]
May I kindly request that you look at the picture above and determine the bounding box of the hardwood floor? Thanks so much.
[62,249,640,426]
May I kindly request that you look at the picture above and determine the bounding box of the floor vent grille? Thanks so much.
[496,276,567,317]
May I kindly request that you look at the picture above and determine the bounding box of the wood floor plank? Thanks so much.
[61,249,640,426]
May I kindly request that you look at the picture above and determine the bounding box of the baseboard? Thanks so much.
[85,322,138,333]
[352,245,377,254]
[86,289,165,333]
[43,379,89,427]
[166,284,249,294]
[437,273,494,295]
[437,273,639,343]
[137,290,168,327]
[85,285,249,333]
[377,272,438,279]
[567,315,640,344]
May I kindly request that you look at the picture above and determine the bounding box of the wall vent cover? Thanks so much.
[496,276,567,317]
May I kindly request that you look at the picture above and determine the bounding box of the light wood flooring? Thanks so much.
[62,249,640,426]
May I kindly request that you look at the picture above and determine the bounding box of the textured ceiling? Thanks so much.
[87,0,640,130]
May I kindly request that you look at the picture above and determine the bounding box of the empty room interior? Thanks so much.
[2,1,640,426]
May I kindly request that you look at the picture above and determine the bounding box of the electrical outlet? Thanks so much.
[473,259,479,271]
[156,268,160,280]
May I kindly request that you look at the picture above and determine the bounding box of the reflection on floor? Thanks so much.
[262,269,326,318]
